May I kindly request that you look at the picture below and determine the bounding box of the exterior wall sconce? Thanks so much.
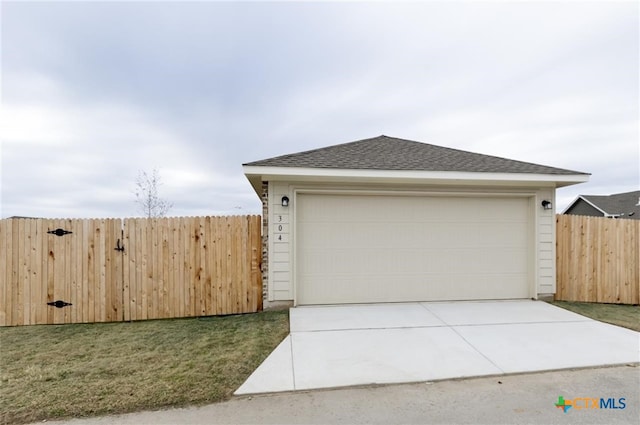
[541,200,553,210]
[281,196,290,207]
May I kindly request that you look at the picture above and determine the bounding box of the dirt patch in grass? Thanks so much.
[0,310,289,425]
[550,301,640,332]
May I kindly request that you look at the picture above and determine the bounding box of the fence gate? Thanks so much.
[0,219,124,326]
[0,216,262,326]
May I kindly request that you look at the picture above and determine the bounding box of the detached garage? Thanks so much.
[243,135,589,308]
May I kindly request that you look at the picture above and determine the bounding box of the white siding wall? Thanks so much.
[536,188,556,295]
[269,182,293,301]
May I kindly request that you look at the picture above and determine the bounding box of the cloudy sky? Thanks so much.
[1,1,638,218]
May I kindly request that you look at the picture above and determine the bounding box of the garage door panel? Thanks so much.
[297,194,531,304]
[300,248,403,275]
[299,222,392,248]
[302,247,527,277]
[302,224,527,251]
[388,222,528,249]
[299,274,529,304]
[426,274,528,300]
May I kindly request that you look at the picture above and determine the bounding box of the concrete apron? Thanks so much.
[235,300,640,395]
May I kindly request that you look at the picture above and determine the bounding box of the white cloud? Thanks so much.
[1,1,637,217]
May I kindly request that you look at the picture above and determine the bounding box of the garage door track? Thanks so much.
[235,300,639,394]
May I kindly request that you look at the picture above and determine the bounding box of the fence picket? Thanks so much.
[556,215,639,304]
[0,219,8,326]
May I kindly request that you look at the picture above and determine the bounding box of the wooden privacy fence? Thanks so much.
[0,216,262,326]
[556,214,639,305]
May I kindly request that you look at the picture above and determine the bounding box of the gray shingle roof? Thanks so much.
[582,190,640,218]
[244,135,588,175]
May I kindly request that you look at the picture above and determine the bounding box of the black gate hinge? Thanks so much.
[47,228,73,237]
[47,300,72,308]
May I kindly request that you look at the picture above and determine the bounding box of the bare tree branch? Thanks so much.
[134,168,173,218]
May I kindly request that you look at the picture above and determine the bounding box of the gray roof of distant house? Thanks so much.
[580,190,640,217]
[244,135,588,175]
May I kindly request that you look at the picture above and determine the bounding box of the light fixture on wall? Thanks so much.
[281,196,290,207]
[541,200,553,210]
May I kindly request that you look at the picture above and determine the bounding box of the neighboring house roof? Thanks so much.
[243,135,589,194]
[563,190,640,219]
[5,216,41,219]
[244,135,588,175]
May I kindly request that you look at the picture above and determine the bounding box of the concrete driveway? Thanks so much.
[235,300,639,395]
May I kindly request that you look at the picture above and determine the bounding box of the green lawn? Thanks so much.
[550,301,640,332]
[0,310,289,425]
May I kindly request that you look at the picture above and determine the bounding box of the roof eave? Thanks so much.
[243,166,589,195]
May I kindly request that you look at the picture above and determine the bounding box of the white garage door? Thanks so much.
[296,194,531,305]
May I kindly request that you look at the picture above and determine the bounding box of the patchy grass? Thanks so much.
[550,301,640,332]
[0,310,289,425]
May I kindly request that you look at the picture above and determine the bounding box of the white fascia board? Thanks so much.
[243,166,589,188]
